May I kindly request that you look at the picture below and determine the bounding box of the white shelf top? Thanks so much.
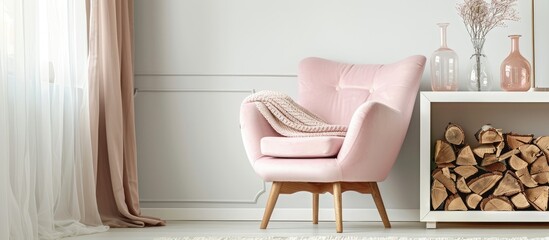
[420,91,549,103]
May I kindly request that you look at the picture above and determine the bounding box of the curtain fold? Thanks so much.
[0,25,9,239]
[88,0,165,227]
[0,0,108,238]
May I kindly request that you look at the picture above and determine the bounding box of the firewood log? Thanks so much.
[434,140,456,164]
[466,193,483,209]
[442,167,457,183]
[493,171,523,197]
[531,154,549,175]
[442,167,451,178]
[473,144,496,158]
[482,162,506,173]
[510,192,530,209]
[533,172,549,185]
[457,176,472,193]
[506,133,534,150]
[436,163,455,169]
[432,169,457,194]
[456,145,477,166]
[467,172,503,196]
[429,125,549,212]
[454,166,478,179]
[481,154,500,167]
[516,167,539,188]
[445,123,465,145]
[445,194,467,211]
[519,144,542,164]
[480,196,513,211]
[534,136,549,158]
[498,149,520,161]
[532,172,549,184]
[475,125,503,144]
[495,141,505,157]
[508,154,528,170]
[431,179,448,210]
[525,186,549,211]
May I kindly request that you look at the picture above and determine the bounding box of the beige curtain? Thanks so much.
[88,0,165,227]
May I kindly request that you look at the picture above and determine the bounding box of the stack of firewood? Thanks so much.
[431,123,549,211]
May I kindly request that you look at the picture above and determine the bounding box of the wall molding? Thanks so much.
[134,73,297,78]
[140,182,266,204]
[135,88,264,204]
[135,88,255,95]
[141,208,419,222]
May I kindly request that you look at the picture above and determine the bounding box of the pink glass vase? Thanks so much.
[500,35,531,91]
[430,23,459,91]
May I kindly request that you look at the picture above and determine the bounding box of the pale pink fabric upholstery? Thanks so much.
[261,136,344,158]
[241,56,426,182]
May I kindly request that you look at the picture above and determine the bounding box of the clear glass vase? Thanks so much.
[467,38,492,91]
[500,35,531,91]
[430,23,459,91]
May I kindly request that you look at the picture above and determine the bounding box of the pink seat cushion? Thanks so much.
[260,136,344,158]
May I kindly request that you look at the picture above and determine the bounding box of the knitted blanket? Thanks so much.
[244,91,347,137]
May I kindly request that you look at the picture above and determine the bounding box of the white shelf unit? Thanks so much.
[420,91,549,228]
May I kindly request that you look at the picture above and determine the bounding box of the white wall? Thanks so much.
[134,0,533,221]
[534,0,549,87]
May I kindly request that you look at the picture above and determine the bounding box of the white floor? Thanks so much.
[64,221,549,239]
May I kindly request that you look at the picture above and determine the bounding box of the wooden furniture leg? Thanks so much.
[260,182,282,229]
[333,182,343,233]
[370,182,391,228]
[313,193,319,224]
[260,181,390,232]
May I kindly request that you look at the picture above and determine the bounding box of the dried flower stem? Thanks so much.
[457,0,519,43]
[456,0,519,91]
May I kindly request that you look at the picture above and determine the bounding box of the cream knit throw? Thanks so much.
[244,90,347,137]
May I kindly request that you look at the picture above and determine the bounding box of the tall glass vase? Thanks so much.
[430,23,459,91]
[500,35,531,91]
[468,38,492,91]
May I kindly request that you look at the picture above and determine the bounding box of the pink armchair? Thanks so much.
[240,56,426,233]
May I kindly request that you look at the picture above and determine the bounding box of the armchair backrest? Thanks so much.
[297,56,426,126]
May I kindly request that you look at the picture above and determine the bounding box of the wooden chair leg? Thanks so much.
[260,182,282,229]
[312,193,319,224]
[370,182,391,228]
[332,182,343,233]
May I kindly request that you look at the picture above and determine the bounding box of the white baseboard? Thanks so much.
[141,208,419,222]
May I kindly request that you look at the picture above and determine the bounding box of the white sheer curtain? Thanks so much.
[0,0,108,239]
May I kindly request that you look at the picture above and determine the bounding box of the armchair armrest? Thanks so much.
[240,102,281,166]
[337,101,409,182]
